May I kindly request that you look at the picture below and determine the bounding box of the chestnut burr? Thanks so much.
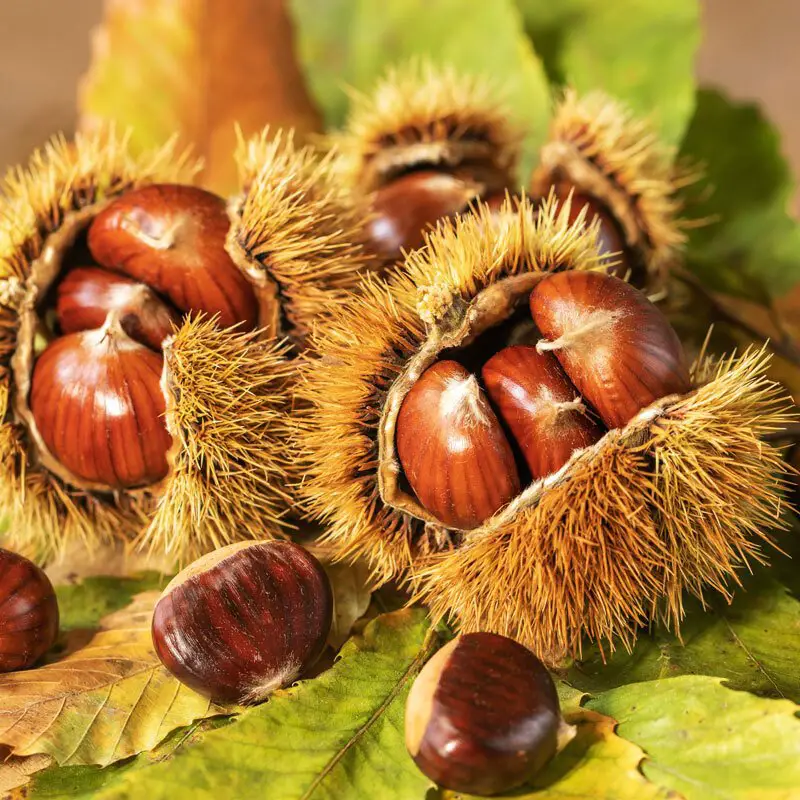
[152,540,333,704]
[530,270,691,429]
[482,344,604,479]
[88,184,258,330]
[406,632,562,795]
[396,360,520,529]
[0,549,59,672]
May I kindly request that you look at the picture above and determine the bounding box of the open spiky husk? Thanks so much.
[531,90,694,294]
[228,129,372,345]
[295,198,791,662]
[331,60,521,193]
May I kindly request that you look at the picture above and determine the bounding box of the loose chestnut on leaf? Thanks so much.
[152,541,333,704]
[406,633,567,795]
[0,128,369,563]
[0,549,59,672]
[334,60,520,264]
[531,90,693,291]
[295,197,791,662]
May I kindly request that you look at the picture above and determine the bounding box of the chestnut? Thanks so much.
[405,632,562,796]
[482,344,605,479]
[530,270,691,429]
[0,548,59,672]
[30,312,172,490]
[56,266,181,350]
[88,184,258,330]
[396,360,520,529]
[151,540,333,704]
[367,171,481,261]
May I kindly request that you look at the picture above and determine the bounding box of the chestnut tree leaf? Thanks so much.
[38,609,439,800]
[517,0,699,145]
[0,591,223,768]
[78,0,322,194]
[568,574,800,702]
[288,0,551,175]
[0,749,52,796]
[586,676,800,799]
[679,88,800,300]
[321,560,373,650]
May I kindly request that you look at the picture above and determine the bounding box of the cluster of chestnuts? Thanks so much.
[397,269,690,529]
[27,184,257,492]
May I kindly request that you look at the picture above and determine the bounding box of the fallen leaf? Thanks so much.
[0,748,52,796]
[78,0,322,194]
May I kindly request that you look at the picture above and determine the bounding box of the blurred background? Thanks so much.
[0,0,798,212]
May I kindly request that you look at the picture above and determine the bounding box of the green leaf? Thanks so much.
[517,0,699,144]
[32,609,438,800]
[680,88,800,299]
[587,676,800,799]
[288,0,551,173]
[568,575,800,702]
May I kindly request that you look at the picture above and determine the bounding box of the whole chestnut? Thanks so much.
[530,270,691,428]
[396,360,520,530]
[151,540,333,704]
[30,312,172,490]
[482,344,604,479]
[0,549,59,672]
[88,184,258,330]
[405,632,562,795]
[56,266,181,350]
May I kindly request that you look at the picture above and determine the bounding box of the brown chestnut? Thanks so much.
[530,271,691,429]
[151,540,333,704]
[367,171,481,261]
[396,360,520,529]
[88,184,258,330]
[56,266,181,350]
[30,312,172,490]
[482,344,605,479]
[405,632,561,796]
[0,548,59,672]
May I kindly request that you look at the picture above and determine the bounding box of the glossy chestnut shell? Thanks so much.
[0,548,59,672]
[152,540,333,704]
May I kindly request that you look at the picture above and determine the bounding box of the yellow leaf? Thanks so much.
[0,592,224,768]
[0,748,51,796]
[78,0,322,194]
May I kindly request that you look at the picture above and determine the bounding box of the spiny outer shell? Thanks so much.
[228,129,373,345]
[0,129,294,563]
[331,60,522,192]
[531,89,694,295]
[294,198,791,662]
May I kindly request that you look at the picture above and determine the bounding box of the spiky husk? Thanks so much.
[331,60,521,192]
[0,130,301,563]
[531,90,693,293]
[139,319,295,563]
[295,199,791,661]
[228,129,372,344]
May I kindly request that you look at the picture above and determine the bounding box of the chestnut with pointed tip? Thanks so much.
[30,312,171,490]
[530,270,691,429]
[367,171,481,261]
[482,344,605,479]
[405,632,562,796]
[56,266,181,350]
[152,540,333,704]
[0,549,59,672]
[88,184,258,329]
[396,360,520,529]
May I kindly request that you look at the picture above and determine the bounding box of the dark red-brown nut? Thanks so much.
[30,312,171,490]
[0,549,59,672]
[405,632,562,796]
[151,540,333,704]
[56,266,181,350]
[88,184,258,330]
[530,271,691,429]
[396,360,520,530]
[482,344,605,479]
[367,171,481,261]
